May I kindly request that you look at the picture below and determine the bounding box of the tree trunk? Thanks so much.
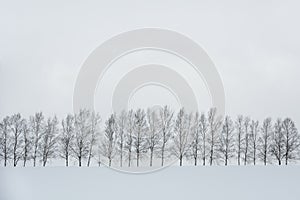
[150,148,153,167]
[120,144,123,167]
[203,136,206,166]
[194,146,198,166]
[285,134,289,165]
[253,148,256,165]
[23,151,27,167]
[23,141,28,167]
[161,143,165,167]
[79,156,82,167]
[137,150,140,167]
[13,136,17,167]
[128,150,131,167]
[264,153,267,165]
[109,158,112,167]
[66,155,69,167]
[210,133,214,166]
[238,134,241,166]
[87,151,92,167]
[87,142,93,167]
[4,151,7,167]
[33,148,37,167]
[209,148,213,166]
[244,150,248,165]
[4,137,7,167]
[179,155,183,166]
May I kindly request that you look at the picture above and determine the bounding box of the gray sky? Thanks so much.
[1,0,300,125]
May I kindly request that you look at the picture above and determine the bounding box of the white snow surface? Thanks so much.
[0,166,299,200]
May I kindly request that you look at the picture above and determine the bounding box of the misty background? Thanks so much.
[1,0,300,124]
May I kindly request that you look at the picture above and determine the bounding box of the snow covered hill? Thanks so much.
[1,166,299,200]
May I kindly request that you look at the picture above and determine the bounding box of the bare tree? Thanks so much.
[249,120,259,165]
[87,111,101,167]
[235,115,244,165]
[190,112,201,166]
[30,112,44,167]
[207,108,222,165]
[259,118,272,165]
[171,108,191,166]
[219,116,235,166]
[1,108,299,168]
[133,109,148,167]
[10,113,24,167]
[125,110,134,167]
[41,116,58,166]
[146,108,160,166]
[22,121,31,167]
[270,119,285,165]
[243,117,250,165]
[100,114,117,167]
[0,117,11,166]
[282,118,300,165]
[60,114,74,166]
[116,110,127,167]
[158,106,173,166]
[199,113,208,166]
[73,109,90,167]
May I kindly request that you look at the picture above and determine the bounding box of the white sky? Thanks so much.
[1,0,300,125]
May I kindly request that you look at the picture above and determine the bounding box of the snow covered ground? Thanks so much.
[1,166,299,200]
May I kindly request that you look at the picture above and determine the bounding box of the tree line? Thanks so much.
[0,107,299,167]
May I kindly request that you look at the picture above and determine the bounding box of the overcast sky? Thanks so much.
[1,0,300,125]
